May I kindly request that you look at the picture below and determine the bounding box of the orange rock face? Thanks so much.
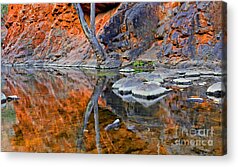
[1,2,226,68]
[2,3,119,66]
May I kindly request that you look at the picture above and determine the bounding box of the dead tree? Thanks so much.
[76,76,106,153]
[73,3,106,67]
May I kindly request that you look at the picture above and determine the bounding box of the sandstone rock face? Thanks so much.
[1,2,226,68]
[2,3,119,66]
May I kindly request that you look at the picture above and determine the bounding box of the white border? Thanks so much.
[1,0,238,167]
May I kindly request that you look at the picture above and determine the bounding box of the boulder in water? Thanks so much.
[132,82,171,99]
[186,97,204,103]
[177,70,186,75]
[119,67,135,73]
[104,119,120,131]
[112,77,129,89]
[7,95,20,101]
[185,71,200,77]
[206,82,225,97]
[173,78,192,85]
[135,72,164,83]
[118,78,143,95]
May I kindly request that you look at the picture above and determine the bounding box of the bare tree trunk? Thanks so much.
[73,3,106,67]
[76,76,106,153]
[90,3,96,36]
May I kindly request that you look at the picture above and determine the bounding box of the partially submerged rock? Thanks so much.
[160,71,178,79]
[186,97,204,103]
[7,95,20,101]
[135,72,164,83]
[185,71,200,77]
[135,72,150,79]
[118,78,143,95]
[112,89,136,103]
[185,76,200,81]
[177,70,186,75]
[1,94,20,104]
[200,70,215,75]
[206,82,225,97]
[173,78,192,85]
[119,67,135,73]
[112,77,130,89]
[132,82,171,100]
[104,119,120,131]
[214,71,223,76]
[198,82,207,86]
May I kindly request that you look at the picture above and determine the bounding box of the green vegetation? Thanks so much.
[1,105,16,122]
[133,60,155,72]
[133,60,144,67]
[1,4,8,24]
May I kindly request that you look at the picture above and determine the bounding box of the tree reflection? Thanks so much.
[76,76,106,153]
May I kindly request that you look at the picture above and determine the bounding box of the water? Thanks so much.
[1,66,226,155]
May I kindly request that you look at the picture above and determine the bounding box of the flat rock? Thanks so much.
[160,71,178,79]
[144,73,161,80]
[112,89,136,103]
[206,82,225,97]
[173,78,192,85]
[119,67,135,73]
[185,71,200,77]
[185,77,200,81]
[198,82,207,86]
[214,71,223,76]
[200,70,215,75]
[186,97,204,103]
[177,70,187,75]
[112,77,130,89]
[132,82,171,99]
[135,72,163,83]
[7,95,20,101]
[135,72,150,79]
[118,78,144,95]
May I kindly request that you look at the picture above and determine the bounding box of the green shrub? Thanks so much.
[133,60,144,67]
[1,4,8,23]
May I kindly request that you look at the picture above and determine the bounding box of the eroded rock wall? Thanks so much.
[1,2,226,68]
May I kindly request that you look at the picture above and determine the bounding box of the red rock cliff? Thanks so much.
[1,2,226,69]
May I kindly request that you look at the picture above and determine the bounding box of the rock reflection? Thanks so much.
[1,66,225,155]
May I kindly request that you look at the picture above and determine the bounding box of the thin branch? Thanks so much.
[90,3,96,36]
[94,100,101,153]
[73,3,92,38]
[73,3,107,67]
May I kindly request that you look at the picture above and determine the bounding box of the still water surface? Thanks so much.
[1,66,226,155]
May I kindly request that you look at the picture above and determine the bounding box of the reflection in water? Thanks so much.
[1,66,226,155]
[77,76,106,153]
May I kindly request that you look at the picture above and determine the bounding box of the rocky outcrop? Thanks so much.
[206,82,225,97]
[143,1,226,68]
[1,2,226,68]
[1,3,120,67]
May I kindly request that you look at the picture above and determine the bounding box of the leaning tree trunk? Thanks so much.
[73,3,106,67]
